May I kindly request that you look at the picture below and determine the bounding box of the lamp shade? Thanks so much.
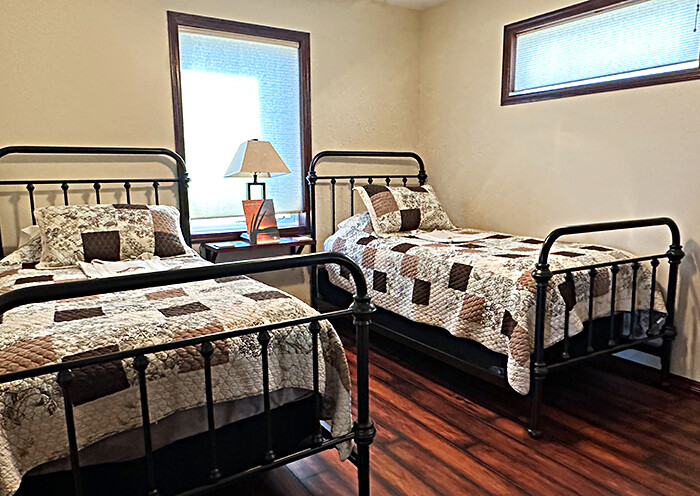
[224,139,291,178]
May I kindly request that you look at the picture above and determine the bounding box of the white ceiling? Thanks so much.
[373,0,450,11]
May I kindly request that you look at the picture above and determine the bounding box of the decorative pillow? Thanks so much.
[337,212,373,232]
[35,204,188,267]
[353,184,454,235]
[0,233,42,266]
[18,225,40,245]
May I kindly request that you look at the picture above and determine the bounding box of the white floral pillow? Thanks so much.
[0,233,42,266]
[35,204,188,267]
[354,184,454,236]
[337,212,373,233]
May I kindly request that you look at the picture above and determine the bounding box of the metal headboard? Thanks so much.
[306,150,427,252]
[0,146,191,257]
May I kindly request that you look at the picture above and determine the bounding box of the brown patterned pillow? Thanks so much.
[354,184,454,236]
[35,204,188,267]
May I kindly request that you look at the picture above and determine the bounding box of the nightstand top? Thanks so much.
[203,236,315,253]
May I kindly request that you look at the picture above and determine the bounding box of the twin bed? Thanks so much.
[0,146,374,496]
[307,150,683,438]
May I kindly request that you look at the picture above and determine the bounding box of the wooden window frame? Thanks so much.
[167,11,312,242]
[501,0,700,106]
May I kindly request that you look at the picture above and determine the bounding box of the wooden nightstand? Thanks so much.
[200,236,315,263]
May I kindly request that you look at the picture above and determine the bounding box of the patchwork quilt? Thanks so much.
[0,255,351,496]
[325,213,665,394]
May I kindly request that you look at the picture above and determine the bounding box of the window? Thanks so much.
[167,12,311,238]
[501,0,700,105]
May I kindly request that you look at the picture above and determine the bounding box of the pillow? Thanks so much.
[35,204,188,267]
[337,212,373,233]
[353,184,454,235]
[0,232,42,266]
[18,225,40,246]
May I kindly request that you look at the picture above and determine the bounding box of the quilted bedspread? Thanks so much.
[0,255,351,496]
[325,213,665,395]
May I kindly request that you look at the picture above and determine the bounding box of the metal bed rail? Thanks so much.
[0,252,375,496]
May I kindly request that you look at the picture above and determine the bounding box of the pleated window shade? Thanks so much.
[511,0,700,96]
[178,28,303,220]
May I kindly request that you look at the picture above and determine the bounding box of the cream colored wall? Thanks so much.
[419,0,700,381]
[0,0,420,301]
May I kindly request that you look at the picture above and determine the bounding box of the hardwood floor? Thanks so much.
[217,332,700,495]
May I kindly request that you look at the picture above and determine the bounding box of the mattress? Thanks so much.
[324,213,665,394]
[0,254,352,496]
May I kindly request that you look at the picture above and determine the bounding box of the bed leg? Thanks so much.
[528,368,546,439]
[660,332,675,389]
[357,442,371,496]
[660,243,683,389]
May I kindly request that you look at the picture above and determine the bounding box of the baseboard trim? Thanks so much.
[599,355,700,396]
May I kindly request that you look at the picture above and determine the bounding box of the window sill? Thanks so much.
[192,226,311,244]
[190,212,309,243]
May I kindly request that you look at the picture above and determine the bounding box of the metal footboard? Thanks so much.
[528,217,683,438]
[0,253,375,496]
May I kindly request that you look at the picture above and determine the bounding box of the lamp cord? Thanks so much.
[695,0,699,32]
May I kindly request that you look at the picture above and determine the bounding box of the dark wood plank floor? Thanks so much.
[216,332,700,495]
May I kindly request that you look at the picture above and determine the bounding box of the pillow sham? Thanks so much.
[0,232,42,266]
[353,184,454,236]
[35,204,188,267]
[337,212,374,233]
[18,225,40,246]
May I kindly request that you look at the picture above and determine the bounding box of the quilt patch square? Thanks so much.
[400,254,419,279]
[399,208,421,231]
[146,288,187,300]
[62,345,129,406]
[391,243,416,254]
[501,311,517,337]
[159,302,210,317]
[581,245,613,252]
[54,307,105,322]
[362,247,377,269]
[373,271,387,293]
[82,230,121,262]
[356,236,377,246]
[14,275,53,285]
[412,279,431,305]
[448,263,472,291]
[0,336,58,374]
[459,294,485,323]
[371,191,400,217]
[154,232,186,257]
[553,251,584,258]
[174,323,229,373]
[244,291,291,301]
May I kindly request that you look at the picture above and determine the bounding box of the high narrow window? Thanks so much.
[502,0,700,105]
[168,12,311,238]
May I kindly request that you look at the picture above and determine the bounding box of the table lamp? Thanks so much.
[223,139,290,200]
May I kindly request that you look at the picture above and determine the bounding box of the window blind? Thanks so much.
[512,0,700,95]
[179,30,302,219]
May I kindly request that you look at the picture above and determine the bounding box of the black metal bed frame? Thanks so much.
[307,150,684,438]
[0,146,375,495]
